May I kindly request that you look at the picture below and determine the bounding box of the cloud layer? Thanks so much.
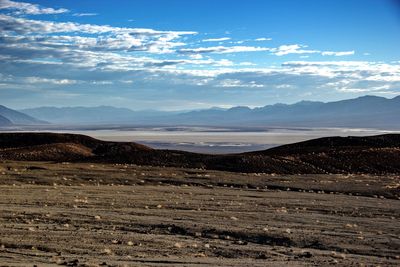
[0,0,398,109]
[0,0,68,15]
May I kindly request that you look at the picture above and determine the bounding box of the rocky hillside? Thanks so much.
[0,132,399,174]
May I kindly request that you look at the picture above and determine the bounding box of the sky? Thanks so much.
[0,0,399,110]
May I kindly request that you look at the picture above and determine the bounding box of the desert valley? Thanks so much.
[1,0,400,266]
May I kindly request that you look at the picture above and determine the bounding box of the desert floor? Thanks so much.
[0,162,399,266]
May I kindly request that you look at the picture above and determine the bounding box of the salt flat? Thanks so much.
[54,127,397,154]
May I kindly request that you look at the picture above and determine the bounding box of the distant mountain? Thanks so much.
[170,95,400,129]
[0,105,46,125]
[20,106,179,124]
[18,95,400,129]
[0,115,12,126]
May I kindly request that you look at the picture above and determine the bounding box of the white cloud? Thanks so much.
[238,62,256,66]
[273,44,319,56]
[0,0,68,15]
[219,79,264,88]
[179,45,271,54]
[23,77,78,84]
[273,44,354,57]
[0,14,197,55]
[202,37,231,42]
[0,14,196,36]
[188,54,203,59]
[321,51,355,56]
[255,37,272,41]
[276,84,293,89]
[73,13,98,17]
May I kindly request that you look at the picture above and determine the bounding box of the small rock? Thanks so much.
[103,248,112,254]
[300,250,313,258]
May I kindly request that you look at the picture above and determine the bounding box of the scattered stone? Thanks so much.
[299,250,313,258]
[256,253,269,259]
[193,252,206,257]
[345,223,357,228]
[103,248,112,254]
[276,207,288,213]
[174,242,182,248]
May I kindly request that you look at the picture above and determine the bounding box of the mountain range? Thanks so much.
[0,95,399,129]
[0,105,47,126]
[19,106,180,125]
[169,95,400,128]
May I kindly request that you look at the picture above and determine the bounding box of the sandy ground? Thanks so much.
[0,162,399,266]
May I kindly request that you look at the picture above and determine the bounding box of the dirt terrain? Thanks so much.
[0,161,399,266]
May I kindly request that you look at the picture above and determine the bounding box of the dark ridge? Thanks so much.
[0,132,151,151]
[0,132,399,174]
[248,134,400,156]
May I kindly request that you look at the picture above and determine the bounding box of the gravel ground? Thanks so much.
[0,162,399,266]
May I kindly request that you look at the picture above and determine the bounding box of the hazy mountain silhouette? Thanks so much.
[171,95,400,128]
[20,106,179,124]
[0,105,46,125]
[0,114,12,126]
[18,95,400,129]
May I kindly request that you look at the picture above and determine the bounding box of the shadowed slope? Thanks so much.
[0,105,47,125]
[0,115,12,126]
[254,134,400,155]
[0,132,399,174]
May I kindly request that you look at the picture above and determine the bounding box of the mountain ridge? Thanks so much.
[0,105,47,125]
[0,115,12,126]
[18,95,400,129]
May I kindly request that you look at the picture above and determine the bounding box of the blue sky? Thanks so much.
[0,0,399,110]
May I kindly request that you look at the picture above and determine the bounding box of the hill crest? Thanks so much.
[0,132,399,175]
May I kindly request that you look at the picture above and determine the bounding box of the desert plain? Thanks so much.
[0,161,399,266]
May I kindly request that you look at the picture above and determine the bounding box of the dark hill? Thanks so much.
[0,132,399,174]
[250,135,400,156]
[0,132,152,162]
